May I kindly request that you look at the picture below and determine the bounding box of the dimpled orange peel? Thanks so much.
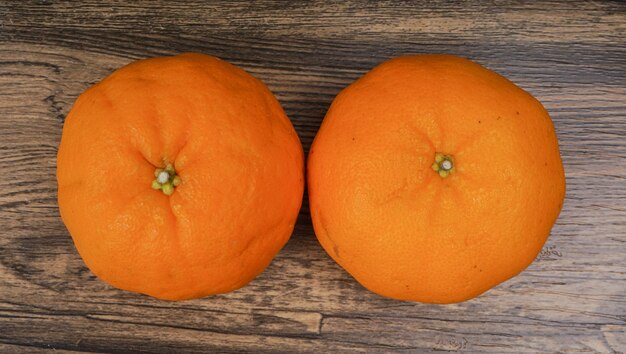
[307,55,565,304]
[57,53,304,300]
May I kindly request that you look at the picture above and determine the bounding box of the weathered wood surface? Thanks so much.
[0,1,625,352]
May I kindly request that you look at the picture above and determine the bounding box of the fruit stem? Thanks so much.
[151,162,181,195]
[431,153,455,178]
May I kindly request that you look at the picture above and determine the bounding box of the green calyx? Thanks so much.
[151,163,181,196]
[431,152,455,178]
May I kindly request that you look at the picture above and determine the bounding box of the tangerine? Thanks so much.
[308,55,565,303]
[57,53,304,300]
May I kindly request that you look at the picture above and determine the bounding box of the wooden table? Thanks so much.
[1,1,625,352]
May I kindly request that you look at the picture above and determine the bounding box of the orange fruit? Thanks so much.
[308,55,565,303]
[57,53,304,300]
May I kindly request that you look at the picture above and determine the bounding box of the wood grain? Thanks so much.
[1,1,625,352]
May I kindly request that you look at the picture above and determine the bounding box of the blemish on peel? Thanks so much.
[333,244,340,258]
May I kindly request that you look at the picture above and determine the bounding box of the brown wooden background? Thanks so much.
[1,1,625,352]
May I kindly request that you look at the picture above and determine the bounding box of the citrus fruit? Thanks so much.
[57,53,304,300]
[307,55,565,303]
